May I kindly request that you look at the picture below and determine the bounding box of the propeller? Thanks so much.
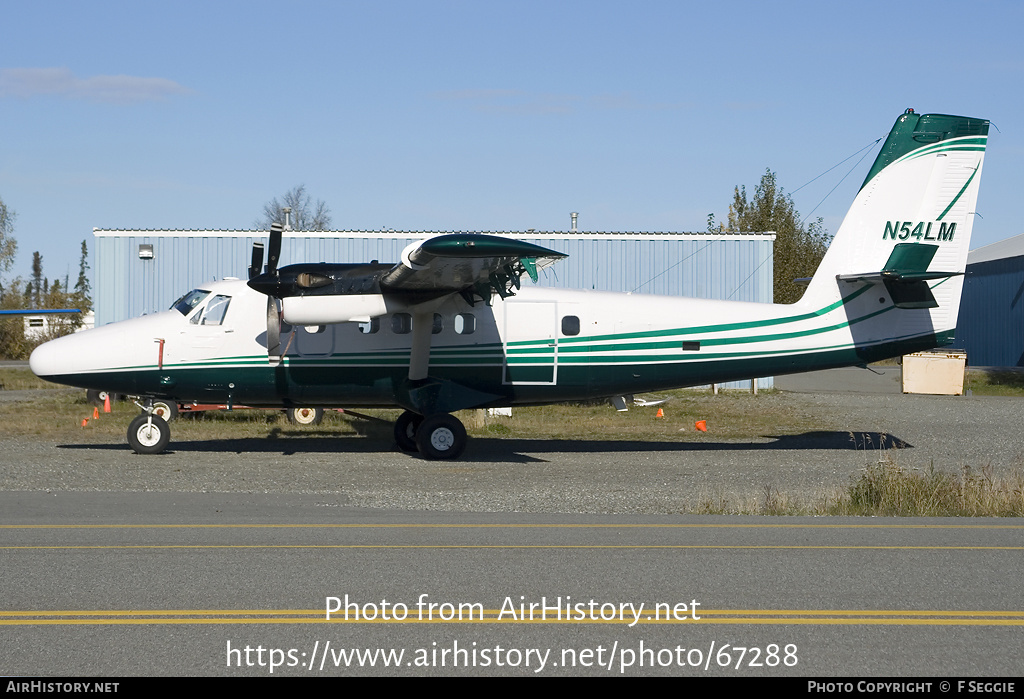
[248,224,284,362]
[266,222,282,275]
[248,242,265,280]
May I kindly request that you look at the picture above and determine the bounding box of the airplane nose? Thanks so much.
[29,336,73,379]
[28,314,157,395]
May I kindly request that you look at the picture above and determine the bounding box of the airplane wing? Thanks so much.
[247,230,569,331]
[380,234,567,302]
[249,233,567,303]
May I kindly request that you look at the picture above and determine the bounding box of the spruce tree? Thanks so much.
[727,169,831,304]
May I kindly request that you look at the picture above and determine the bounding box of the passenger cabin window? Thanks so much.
[432,313,443,335]
[561,315,580,336]
[172,289,210,316]
[200,295,232,326]
[391,313,412,334]
[454,313,476,335]
[357,318,379,334]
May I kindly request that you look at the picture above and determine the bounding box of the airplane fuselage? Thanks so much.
[29,275,951,413]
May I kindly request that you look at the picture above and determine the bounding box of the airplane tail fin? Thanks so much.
[801,109,989,350]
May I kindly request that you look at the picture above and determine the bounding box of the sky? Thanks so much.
[2,0,1022,286]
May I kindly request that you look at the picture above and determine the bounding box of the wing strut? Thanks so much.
[408,312,433,381]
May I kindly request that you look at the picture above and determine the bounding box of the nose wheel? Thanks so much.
[127,414,171,455]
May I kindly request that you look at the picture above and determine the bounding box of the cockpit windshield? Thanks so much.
[171,289,210,316]
[198,294,231,325]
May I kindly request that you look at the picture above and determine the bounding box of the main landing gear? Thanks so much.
[394,410,467,460]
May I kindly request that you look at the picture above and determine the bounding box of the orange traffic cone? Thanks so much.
[103,394,111,413]
[695,420,707,432]
[81,418,88,427]
[93,407,99,419]
[655,408,664,418]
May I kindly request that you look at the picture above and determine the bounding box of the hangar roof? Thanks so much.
[968,233,1024,265]
[93,228,775,241]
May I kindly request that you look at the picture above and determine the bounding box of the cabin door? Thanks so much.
[502,301,557,385]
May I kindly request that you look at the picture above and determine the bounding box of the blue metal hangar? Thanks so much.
[954,234,1024,367]
[92,228,776,388]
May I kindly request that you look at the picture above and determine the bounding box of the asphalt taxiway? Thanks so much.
[1,492,1022,676]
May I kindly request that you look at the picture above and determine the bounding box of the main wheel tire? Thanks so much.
[394,410,423,452]
[287,407,324,425]
[414,413,467,460]
[150,400,179,422]
[127,414,171,455]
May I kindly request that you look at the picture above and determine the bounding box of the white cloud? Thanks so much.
[0,67,191,104]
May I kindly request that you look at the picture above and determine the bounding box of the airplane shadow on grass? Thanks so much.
[58,430,912,463]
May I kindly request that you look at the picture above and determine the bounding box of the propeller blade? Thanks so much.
[259,226,284,362]
[249,242,265,280]
[267,296,281,362]
[267,223,283,275]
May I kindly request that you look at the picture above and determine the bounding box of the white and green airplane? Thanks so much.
[30,109,989,459]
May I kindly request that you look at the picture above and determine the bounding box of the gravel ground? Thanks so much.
[2,390,1022,514]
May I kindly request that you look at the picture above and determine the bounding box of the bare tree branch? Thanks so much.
[255,185,333,231]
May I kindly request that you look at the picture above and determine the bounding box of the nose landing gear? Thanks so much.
[127,413,171,455]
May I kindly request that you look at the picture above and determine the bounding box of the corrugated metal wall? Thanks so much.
[953,256,1024,367]
[95,230,775,388]
[95,234,268,326]
[95,231,773,322]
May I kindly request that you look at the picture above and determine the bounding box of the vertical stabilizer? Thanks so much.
[801,109,988,347]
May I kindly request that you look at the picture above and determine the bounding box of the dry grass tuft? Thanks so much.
[828,460,1024,517]
[0,368,61,391]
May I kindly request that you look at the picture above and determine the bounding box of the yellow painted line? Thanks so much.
[0,609,319,616]
[2,609,1023,626]
[5,618,1024,626]
[701,609,1024,617]
[2,523,1022,529]
[2,544,1023,550]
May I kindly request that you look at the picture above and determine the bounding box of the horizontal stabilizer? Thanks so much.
[835,242,962,309]
[836,270,962,284]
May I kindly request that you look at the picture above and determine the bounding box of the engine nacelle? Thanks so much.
[281,294,390,325]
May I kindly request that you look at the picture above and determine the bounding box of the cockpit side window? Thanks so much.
[200,295,232,326]
[172,289,210,316]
